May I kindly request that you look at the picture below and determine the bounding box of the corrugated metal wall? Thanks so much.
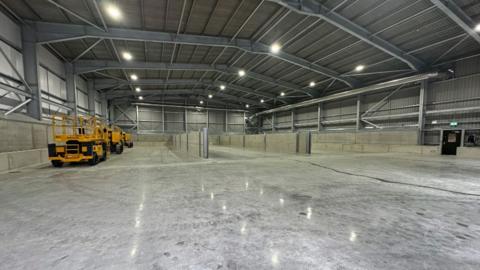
[112,105,245,134]
[258,55,480,145]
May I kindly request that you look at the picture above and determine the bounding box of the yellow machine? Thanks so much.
[122,132,133,148]
[48,114,110,167]
[108,125,124,154]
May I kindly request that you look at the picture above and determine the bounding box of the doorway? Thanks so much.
[441,130,462,155]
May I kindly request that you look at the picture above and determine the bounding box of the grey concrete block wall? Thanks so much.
[0,119,50,152]
[230,135,245,148]
[265,133,298,154]
[313,130,418,145]
[219,135,231,146]
[457,147,480,159]
[187,132,201,157]
[135,134,172,143]
[244,134,265,152]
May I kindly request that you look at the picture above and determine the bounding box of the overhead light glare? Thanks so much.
[475,23,480,32]
[270,43,281,54]
[355,65,365,72]
[220,85,226,90]
[245,104,250,108]
[122,51,133,61]
[260,99,265,103]
[238,70,246,77]
[130,74,138,81]
[138,96,143,100]
[199,100,204,105]
[280,92,285,96]
[105,4,122,20]
[208,94,213,99]
[135,87,141,92]
[309,81,316,87]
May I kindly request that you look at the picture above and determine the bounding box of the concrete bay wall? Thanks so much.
[313,130,418,145]
[312,143,440,156]
[171,131,205,158]
[216,133,311,155]
[0,117,52,172]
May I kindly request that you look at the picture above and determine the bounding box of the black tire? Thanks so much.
[100,144,107,162]
[129,142,133,148]
[88,153,98,166]
[116,144,123,154]
[51,160,64,167]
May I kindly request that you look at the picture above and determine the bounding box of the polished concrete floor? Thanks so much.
[1,145,480,269]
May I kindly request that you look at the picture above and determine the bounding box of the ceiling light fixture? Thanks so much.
[130,74,138,81]
[260,99,265,103]
[220,85,226,90]
[280,92,285,96]
[245,104,250,108]
[309,81,316,87]
[138,96,143,100]
[355,65,365,72]
[122,52,132,61]
[475,23,480,32]
[199,100,204,105]
[270,43,281,54]
[208,94,213,99]
[135,87,141,92]
[238,70,246,77]
[105,4,122,20]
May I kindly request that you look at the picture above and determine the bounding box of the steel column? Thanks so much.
[318,103,323,131]
[291,110,295,132]
[136,105,139,132]
[418,80,428,145]
[22,26,42,120]
[162,105,165,133]
[65,63,77,115]
[356,96,362,131]
[87,80,96,115]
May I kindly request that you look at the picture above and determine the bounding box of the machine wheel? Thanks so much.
[100,144,107,161]
[116,144,123,154]
[51,160,64,167]
[88,153,99,166]
[129,142,133,148]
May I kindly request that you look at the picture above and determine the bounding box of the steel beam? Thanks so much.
[4,99,32,116]
[76,60,314,96]
[418,80,428,144]
[30,21,358,87]
[430,0,480,45]
[252,72,442,117]
[268,0,425,70]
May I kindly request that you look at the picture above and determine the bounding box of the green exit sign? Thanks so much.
[450,121,458,127]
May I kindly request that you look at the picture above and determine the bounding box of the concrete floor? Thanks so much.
[1,145,480,269]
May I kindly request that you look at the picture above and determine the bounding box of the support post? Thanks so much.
[22,26,42,120]
[207,109,210,129]
[135,105,139,132]
[318,103,323,131]
[418,80,428,145]
[202,127,209,158]
[101,93,107,118]
[162,105,165,133]
[87,80,96,115]
[65,63,77,115]
[291,110,295,132]
[272,113,275,132]
[184,108,188,132]
[356,96,362,131]
[225,110,228,133]
[243,111,246,134]
[108,102,114,124]
[460,129,465,147]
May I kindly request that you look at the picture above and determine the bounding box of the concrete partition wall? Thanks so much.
[244,134,265,152]
[220,135,231,146]
[265,133,298,154]
[187,132,201,157]
[230,134,245,148]
[0,117,52,172]
[311,130,441,155]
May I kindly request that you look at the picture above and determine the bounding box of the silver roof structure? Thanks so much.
[1,0,480,110]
